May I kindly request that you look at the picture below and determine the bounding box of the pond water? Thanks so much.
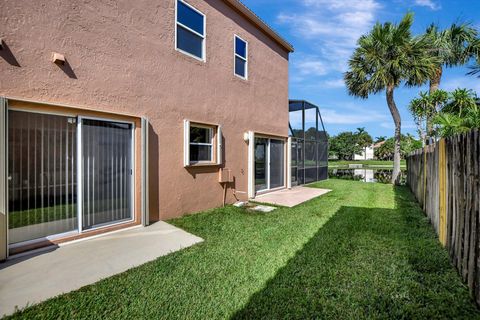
[328,168,407,184]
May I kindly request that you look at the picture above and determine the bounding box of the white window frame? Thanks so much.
[184,120,222,166]
[189,124,214,164]
[234,35,248,80]
[175,0,206,62]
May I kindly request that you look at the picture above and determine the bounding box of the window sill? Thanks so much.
[175,48,206,63]
[187,162,220,167]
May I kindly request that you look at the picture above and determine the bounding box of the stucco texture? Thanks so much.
[0,0,290,220]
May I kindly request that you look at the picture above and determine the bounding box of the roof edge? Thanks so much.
[223,0,294,53]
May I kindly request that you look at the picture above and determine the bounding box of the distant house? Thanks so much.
[354,145,375,160]
[354,140,385,160]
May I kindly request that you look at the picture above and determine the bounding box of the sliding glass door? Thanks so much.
[7,110,134,245]
[270,140,285,189]
[254,137,285,193]
[81,119,133,230]
[254,138,268,192]
[8,111,78,244]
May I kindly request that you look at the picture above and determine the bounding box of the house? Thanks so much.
[353,140,386,160]
[354,145,375,160]
[0,0,294,260]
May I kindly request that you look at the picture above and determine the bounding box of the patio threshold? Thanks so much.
[0,222,203,317]
[253,186,331,207]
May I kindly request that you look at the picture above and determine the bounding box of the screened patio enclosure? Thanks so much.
[289,100,328,186]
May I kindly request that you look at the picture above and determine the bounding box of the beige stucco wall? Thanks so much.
[0,0,290,220]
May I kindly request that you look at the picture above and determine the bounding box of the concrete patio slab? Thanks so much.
[253,186,331,207]
[0,222,203,317]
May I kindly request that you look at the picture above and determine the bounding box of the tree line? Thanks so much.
[328,128,422,161]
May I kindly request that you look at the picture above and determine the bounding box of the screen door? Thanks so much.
[81,118,133,230]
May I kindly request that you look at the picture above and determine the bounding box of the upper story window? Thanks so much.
[176,0,206,61]
[234,35,248,79]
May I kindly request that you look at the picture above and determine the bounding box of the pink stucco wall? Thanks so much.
[0,0,290,220]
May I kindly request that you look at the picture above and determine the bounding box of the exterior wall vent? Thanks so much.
[52,52,65,65]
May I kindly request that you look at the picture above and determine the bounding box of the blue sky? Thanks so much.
[242,0,480,140]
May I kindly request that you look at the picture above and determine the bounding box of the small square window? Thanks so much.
[234,36,248,79]
[184,120,223,166]
[176,0,205,60]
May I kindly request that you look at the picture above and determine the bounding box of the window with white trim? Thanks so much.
[234,35,248,79]
[184,120,222,166]
[176,0,206,61]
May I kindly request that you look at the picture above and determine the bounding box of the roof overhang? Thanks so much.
[223,0,294,53]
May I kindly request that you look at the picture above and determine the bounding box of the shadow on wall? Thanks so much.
[184,132,238,202]
[231,188,480,319]
[54,58,77,79]
[0,41,21,67]
[186,165,220,179]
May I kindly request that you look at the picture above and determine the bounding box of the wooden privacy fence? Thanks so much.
[406,129,480,305]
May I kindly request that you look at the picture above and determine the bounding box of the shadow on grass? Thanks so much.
[232,186,480,319]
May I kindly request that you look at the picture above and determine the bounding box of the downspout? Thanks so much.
[0,97,8,261]
[247,131,255,199]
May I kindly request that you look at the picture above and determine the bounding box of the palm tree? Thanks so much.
[408,90,449,144]
[434,113,468,137]
[345,13,438,184]
[433,89,479,137]
[408,94,429,144]
[443,88,477,115]
[469,62,480,77]
[425,23,478,93]
[467,38,480,77]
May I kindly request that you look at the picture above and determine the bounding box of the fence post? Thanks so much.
[439,138,447,246]
[423,146,427,210]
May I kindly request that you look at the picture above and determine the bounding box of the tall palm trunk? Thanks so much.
[429,66,443,94]
[427,66,443,141]
[386,85,402,184]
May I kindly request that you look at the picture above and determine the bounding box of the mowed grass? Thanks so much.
[7,180,480,319]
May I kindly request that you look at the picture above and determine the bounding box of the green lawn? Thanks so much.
[8,180,480,319]
[329,159,406,168]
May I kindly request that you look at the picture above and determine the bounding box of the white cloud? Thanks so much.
[295,57,329,76]
[441,77,480,94]
[320,108,387,125]
[303,0,381,12]
[414,0,441,10]
[278,0,381,78]
[322,79,345,89]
